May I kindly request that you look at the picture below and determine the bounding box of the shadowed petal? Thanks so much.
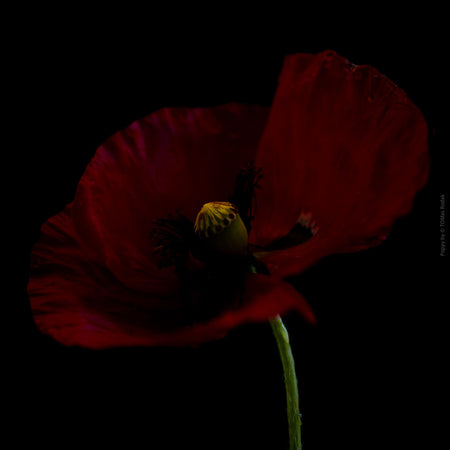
[29,204,186,348]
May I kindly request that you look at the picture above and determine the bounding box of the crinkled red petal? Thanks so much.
[72,104,269,293]
[28,205,313,349]
[252,51,429,277]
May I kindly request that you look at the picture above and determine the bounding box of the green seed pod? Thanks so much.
[194,201,249,258]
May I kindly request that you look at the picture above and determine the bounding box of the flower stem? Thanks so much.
[270,316,302,450]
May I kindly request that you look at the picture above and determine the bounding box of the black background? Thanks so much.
[16,18,445,450]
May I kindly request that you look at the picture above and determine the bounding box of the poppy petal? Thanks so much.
[72,104,269,293]
[29,204,188,348]
[28,205,313,349]
[252,51,428,270]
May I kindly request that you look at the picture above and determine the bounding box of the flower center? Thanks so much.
[194,201,249,259]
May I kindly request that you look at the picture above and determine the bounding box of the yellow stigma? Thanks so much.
[194,202,238,237]
[194,201,248,257]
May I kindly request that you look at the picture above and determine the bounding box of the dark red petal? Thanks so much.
[72,104,269,292]
[252,51,429,270]
[28,204,188,348]
[28,205,313,349]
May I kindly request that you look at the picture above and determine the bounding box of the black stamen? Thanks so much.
[264,222,314,251]
[150,212,195,269]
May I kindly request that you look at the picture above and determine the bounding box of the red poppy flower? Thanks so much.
[28,50,428,349]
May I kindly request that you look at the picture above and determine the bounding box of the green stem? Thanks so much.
[270,316,302,450]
